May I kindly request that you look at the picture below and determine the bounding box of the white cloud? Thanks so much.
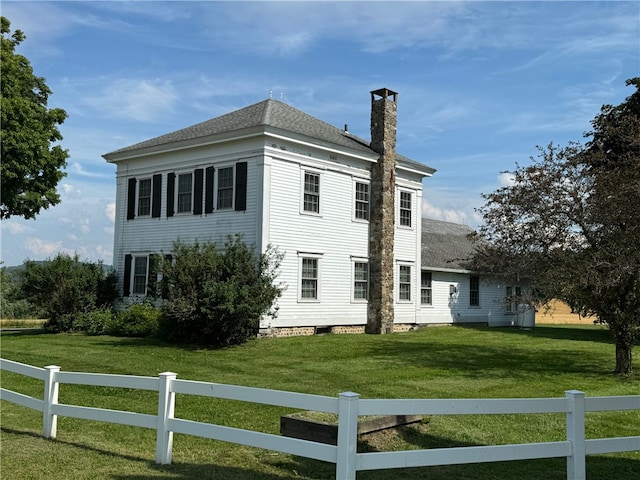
[95,245,113,264]
[61,183,82,197]
[0,2,72,57]
[498,172,515,187]
[25,238,70,257]
[421,198,482,227]
[86,79,177,122]
[105,203,116,224]
[69,162,110,179]
[1,221,31,235]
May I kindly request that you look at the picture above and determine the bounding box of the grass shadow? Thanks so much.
[492,325,614,344]
[2,425,329,480]
[365,336,610,379]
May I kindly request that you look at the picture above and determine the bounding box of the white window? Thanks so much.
[421,271,432,305]
[470,275,480,307]
[137,178,152,217]
[399,264,412,301]
[217,166,234,209]
[303,171,320,214]
[354,181,369,221]
[399,191,412,227]
[132,256,149,295]
[353,260,369,301]
[299,254,321,301]
[505,286,522,313]
[177,172,193,213]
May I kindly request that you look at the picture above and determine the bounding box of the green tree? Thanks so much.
[473,78,639,375]
[159,236,283,347]
[1,16,68,220]
[18,254,117,332]
[0,265,41,319]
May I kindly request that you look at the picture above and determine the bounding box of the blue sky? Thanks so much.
[1,1,638,267]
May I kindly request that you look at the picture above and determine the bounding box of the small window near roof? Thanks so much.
[217,166,234,209]
[177,173,193,213]
[355,182,369,221]
[399,191,412,227]
[303,172,320,213]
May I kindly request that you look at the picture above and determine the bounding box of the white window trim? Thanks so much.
[297,252,322,302]
[215,163,235,210]
[352,180,370,223]
[420,270,433,306]
[300,168,322,216]
[397,189,413,229]
[351,257,369,303]
[397,261,414,303]
[175,171,194,215]
[136,177,152,218]
[131,254,150,297]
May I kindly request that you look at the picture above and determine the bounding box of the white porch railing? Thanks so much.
[1,358,638,480]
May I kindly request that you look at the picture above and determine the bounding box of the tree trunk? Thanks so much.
[614,341,633,375]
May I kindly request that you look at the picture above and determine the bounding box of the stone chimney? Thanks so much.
[366,88,397,334]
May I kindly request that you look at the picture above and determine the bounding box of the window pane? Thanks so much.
[400,192,412,227]
[506,286,513,312]
[217,167,234,209]
[399,265,411,301]
[355,182,369,220]
[470,275,480,306]
[301,258,318,299]
[421,271,432,305]
[138,179,151,216]
[400,265,411,283]
[133,257,147,295]
[177,173,192,213]
[303,173,320,213]
[301,279,317,299]
[354,262,368,300]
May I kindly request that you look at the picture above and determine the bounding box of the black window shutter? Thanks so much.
[193,168,204,215]
[166,172,175,217]
[147,254,158,296]
[127,178,136,220]
[235,162,247,211]
[151,174,162,218]
[123,254,132,297]
[205,167,215,214]
[161,254,173,299]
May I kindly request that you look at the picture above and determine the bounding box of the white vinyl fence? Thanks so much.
[1,358,638,480]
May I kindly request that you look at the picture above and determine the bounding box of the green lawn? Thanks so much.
[1,325,638,479]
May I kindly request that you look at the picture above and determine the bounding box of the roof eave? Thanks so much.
[421,266,476,274]
[103,125,266,163]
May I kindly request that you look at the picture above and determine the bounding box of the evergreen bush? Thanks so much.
[112,303,160,337]
[17,254,117,332]
[158,236,282,347]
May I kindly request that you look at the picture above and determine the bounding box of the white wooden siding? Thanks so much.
[417,271,518,326]
[113,144,264,298]
[265,154,371,327]
[264,143,424,328]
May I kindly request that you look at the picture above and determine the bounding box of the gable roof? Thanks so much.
[421,218,477,272]
[103,99,435,174]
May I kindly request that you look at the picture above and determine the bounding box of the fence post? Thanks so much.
[156,372,177,465]
[336,391,359,480]
[43,365,60,439]
[565,390,586,480]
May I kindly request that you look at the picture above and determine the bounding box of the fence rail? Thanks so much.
[1,357,638,480]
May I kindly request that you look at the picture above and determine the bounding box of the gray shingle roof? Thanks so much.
[421,218,477,271]
[103,99,435,174]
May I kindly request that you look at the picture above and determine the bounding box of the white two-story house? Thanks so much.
[104,88,527,334]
